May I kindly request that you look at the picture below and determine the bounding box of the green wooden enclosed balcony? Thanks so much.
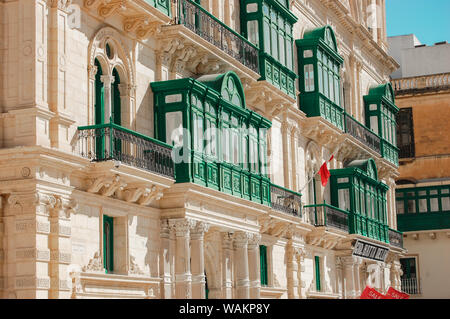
[330,159,390,243]
[364,83,400,167]
[396,185,450,232]
[304,203,349,232]
[152,71,273,206]
[76,123,175,179]
[296,26,345,130]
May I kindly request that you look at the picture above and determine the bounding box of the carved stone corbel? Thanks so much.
[138,186,164,206]
[98,0,127,18]
[101,175,127,197]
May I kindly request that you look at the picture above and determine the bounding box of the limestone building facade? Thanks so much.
[0,0,404,299]
[389,35,450,299]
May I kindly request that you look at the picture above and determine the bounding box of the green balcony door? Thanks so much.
[112,68,122,159]
[94,59,105,160]
[103,215,114,273]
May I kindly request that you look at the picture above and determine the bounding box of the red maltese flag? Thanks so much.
[318,155,334,187]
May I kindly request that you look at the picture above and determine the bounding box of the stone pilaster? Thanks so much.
[190,221,209,299]
[48,196,74,299]
[336,257,344,298]
[169,218,195,299]
[233,231,250,299]
[247,233,261,299]
[221,232,234,299]
[159,219,172,299]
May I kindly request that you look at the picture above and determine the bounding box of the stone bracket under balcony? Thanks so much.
[83,0,172,40]
[259,216,312,240]
[78,161,174,207]
[306,228,347,250]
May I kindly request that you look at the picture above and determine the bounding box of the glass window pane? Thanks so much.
[396,200,404,214]
[370,116,379,135]
[407,199,416,213]
[279,33,285,65]
[318,63,323,93]
[263,21,271,54]
[166,111,183,147]
[338,188,350,211]
[430,198,439,212]
[247,20,259,47]
[418,198,427,213]
[247,3,258,13]
[442,196,450,211]
[329,72,334,102]
[287,40,293,70]
[271,26,278,59]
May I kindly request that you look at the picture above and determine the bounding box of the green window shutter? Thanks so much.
[260,245,268,286]
[315,256,321,291]
[103,215,114,273]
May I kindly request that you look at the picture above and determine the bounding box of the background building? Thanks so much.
[0,0,404,299]
[389,35,450,299]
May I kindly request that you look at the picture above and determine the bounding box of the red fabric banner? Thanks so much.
[385,287,410,299]
[360,286,385,299]
[319,162,331,187]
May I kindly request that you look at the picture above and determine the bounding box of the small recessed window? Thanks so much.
[106,43,114,60]
[370,104,377,111]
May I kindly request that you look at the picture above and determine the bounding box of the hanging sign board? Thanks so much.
[352,239,389,262]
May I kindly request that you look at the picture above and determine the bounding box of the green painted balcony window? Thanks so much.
[145,0,171,16]
[240,0,298,97]
[103,215,114,273]
[260,245,268,286]
[315,256,321,292]
[151,72,272,206]
[364,83,400,166]
[396,185,450,232]
[330,159,390,243]
[296,26,345,130]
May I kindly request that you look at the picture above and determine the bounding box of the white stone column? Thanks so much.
[342,256,356,299]
[233,231,250,299]
[336,257,344,298]
[247,234,261,299]
[170,219,195,299]
[191,221,209,299]
[159,220,172,299]
[222,233,234,299]
[295,248,306,299]
[100,75,115,124]
[353,258,363,297]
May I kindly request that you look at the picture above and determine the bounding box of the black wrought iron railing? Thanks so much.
[401,278,421,295]
[177,0,259,73]
[344,113,381,154]
[304,203,349,232]
[270,184,302,217]
[76,123,175,179]
[389,228,404,249]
